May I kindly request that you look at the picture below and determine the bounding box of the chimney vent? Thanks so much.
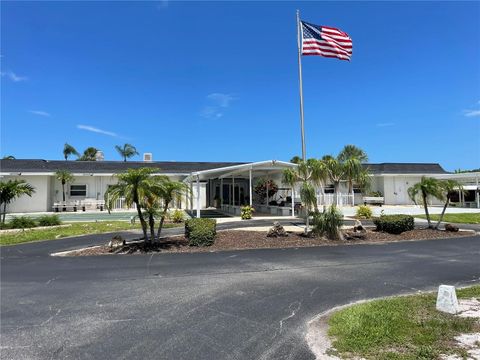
[143,153,153,162]
[95,151,104,161]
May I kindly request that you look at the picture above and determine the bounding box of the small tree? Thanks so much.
[283,159,328,232]
[435,180,465,229]
[0,180,35,223]
[55,170,75,203]
[408,177,444,228]
[115,143,139,162]
[154,180,189,240]
[253,178,278,204]
[63,143,79,160]
[105,168,159,243]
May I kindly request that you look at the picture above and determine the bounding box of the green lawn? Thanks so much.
[416,213,480,224]
[0,221,182,246]
[328,285,480,360]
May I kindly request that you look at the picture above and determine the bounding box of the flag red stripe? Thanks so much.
[303,52,350,61]
[303,40,352,55]
[303,39,352,53]
[303,45,352,57]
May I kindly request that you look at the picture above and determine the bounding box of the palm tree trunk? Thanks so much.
[334,182,340,206]
[2,202,6,224]
[62,181,66,202]
[156,202,170,240]
[148,213,156,243]
[422,191,431,228]
[435,197,450,230]
[133,196,149,242]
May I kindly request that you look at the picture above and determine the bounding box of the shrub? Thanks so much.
[312,206,344,241]
[171,209,185,223]
[240,205,254,220]
[8,216,37,229]
[36,214,62,227]
[356,205,373,219]
[185,218,216,246]
[374,215,414,234]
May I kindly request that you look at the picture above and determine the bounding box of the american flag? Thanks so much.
[301,21,352,61]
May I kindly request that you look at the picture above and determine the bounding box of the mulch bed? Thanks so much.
[63,228,474,256]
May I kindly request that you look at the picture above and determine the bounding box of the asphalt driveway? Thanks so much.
[1,228,479,359]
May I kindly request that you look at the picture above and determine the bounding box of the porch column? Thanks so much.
[196,175,201,218]
[220,178,224,207]
[291,186,295,216]
[190,181,193,212]
[266,172,269,206]
[476,175,479,208]
[232,176,235,206]
[249,169,253,207]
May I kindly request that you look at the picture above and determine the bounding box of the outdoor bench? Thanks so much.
[363,196,384,206]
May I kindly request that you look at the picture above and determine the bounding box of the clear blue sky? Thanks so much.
[1,1,479,171]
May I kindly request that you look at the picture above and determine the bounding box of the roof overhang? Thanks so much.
[183,160,297,182]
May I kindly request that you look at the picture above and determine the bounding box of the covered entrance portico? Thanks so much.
[183,160,299,218]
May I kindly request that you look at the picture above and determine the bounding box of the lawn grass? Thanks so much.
[328,285,480,360]
[416,213,480,224]
[0,221,182,246]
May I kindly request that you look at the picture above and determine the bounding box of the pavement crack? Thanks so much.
[279,301,301,333]
[40,309,61,327]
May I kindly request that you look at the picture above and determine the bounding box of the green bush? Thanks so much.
[240,205,254,220]
[8,216,37,229]
[356,205,373,219]
[374,214,414,234]
[171,209,185,223]
[312,206,344,240]
[185,218,216,246]
[36,214,62,227]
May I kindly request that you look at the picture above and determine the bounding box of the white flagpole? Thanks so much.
[296,9,306,162]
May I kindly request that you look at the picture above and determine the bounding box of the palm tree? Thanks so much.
[338,145,370,195]
[435,180,465,230]
[321,155,346,203]
[55,170,75,203]
[338,144,368,163]
[0,180,35,223]
[78,147,99,161]
[63,143,79,160]
[408,177,444,228]
[154,180,189,240]
[104,168,159,243]
[283,159,328,231]
[115,143,139,162]
[290,156,302,164]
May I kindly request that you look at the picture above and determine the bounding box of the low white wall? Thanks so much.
[3,175,50,213]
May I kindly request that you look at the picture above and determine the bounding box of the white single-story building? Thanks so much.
[0,157,478,216]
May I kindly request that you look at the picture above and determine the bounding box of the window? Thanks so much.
[70,185,87,197]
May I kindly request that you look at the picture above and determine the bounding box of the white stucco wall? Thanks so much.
[3,175,50,213]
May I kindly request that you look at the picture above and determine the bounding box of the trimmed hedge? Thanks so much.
[374,215,414,234]
[185,218,217,246]
[37,215,62,227]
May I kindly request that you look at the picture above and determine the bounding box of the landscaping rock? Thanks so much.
[108,235,125,249]
[445,223,459,232]
[344,231,366,241]
[353,220,365,232]
[267,222,288,237]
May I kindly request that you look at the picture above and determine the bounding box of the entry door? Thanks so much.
[393,177,407,204]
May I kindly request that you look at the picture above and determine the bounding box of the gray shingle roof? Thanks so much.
[0,159,246,174]
[0,159,448,175]
[364,163,448,174]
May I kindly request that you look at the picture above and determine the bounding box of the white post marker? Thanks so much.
[436,285,459,314]
[249,168,253,207]
[196,175,200,218]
